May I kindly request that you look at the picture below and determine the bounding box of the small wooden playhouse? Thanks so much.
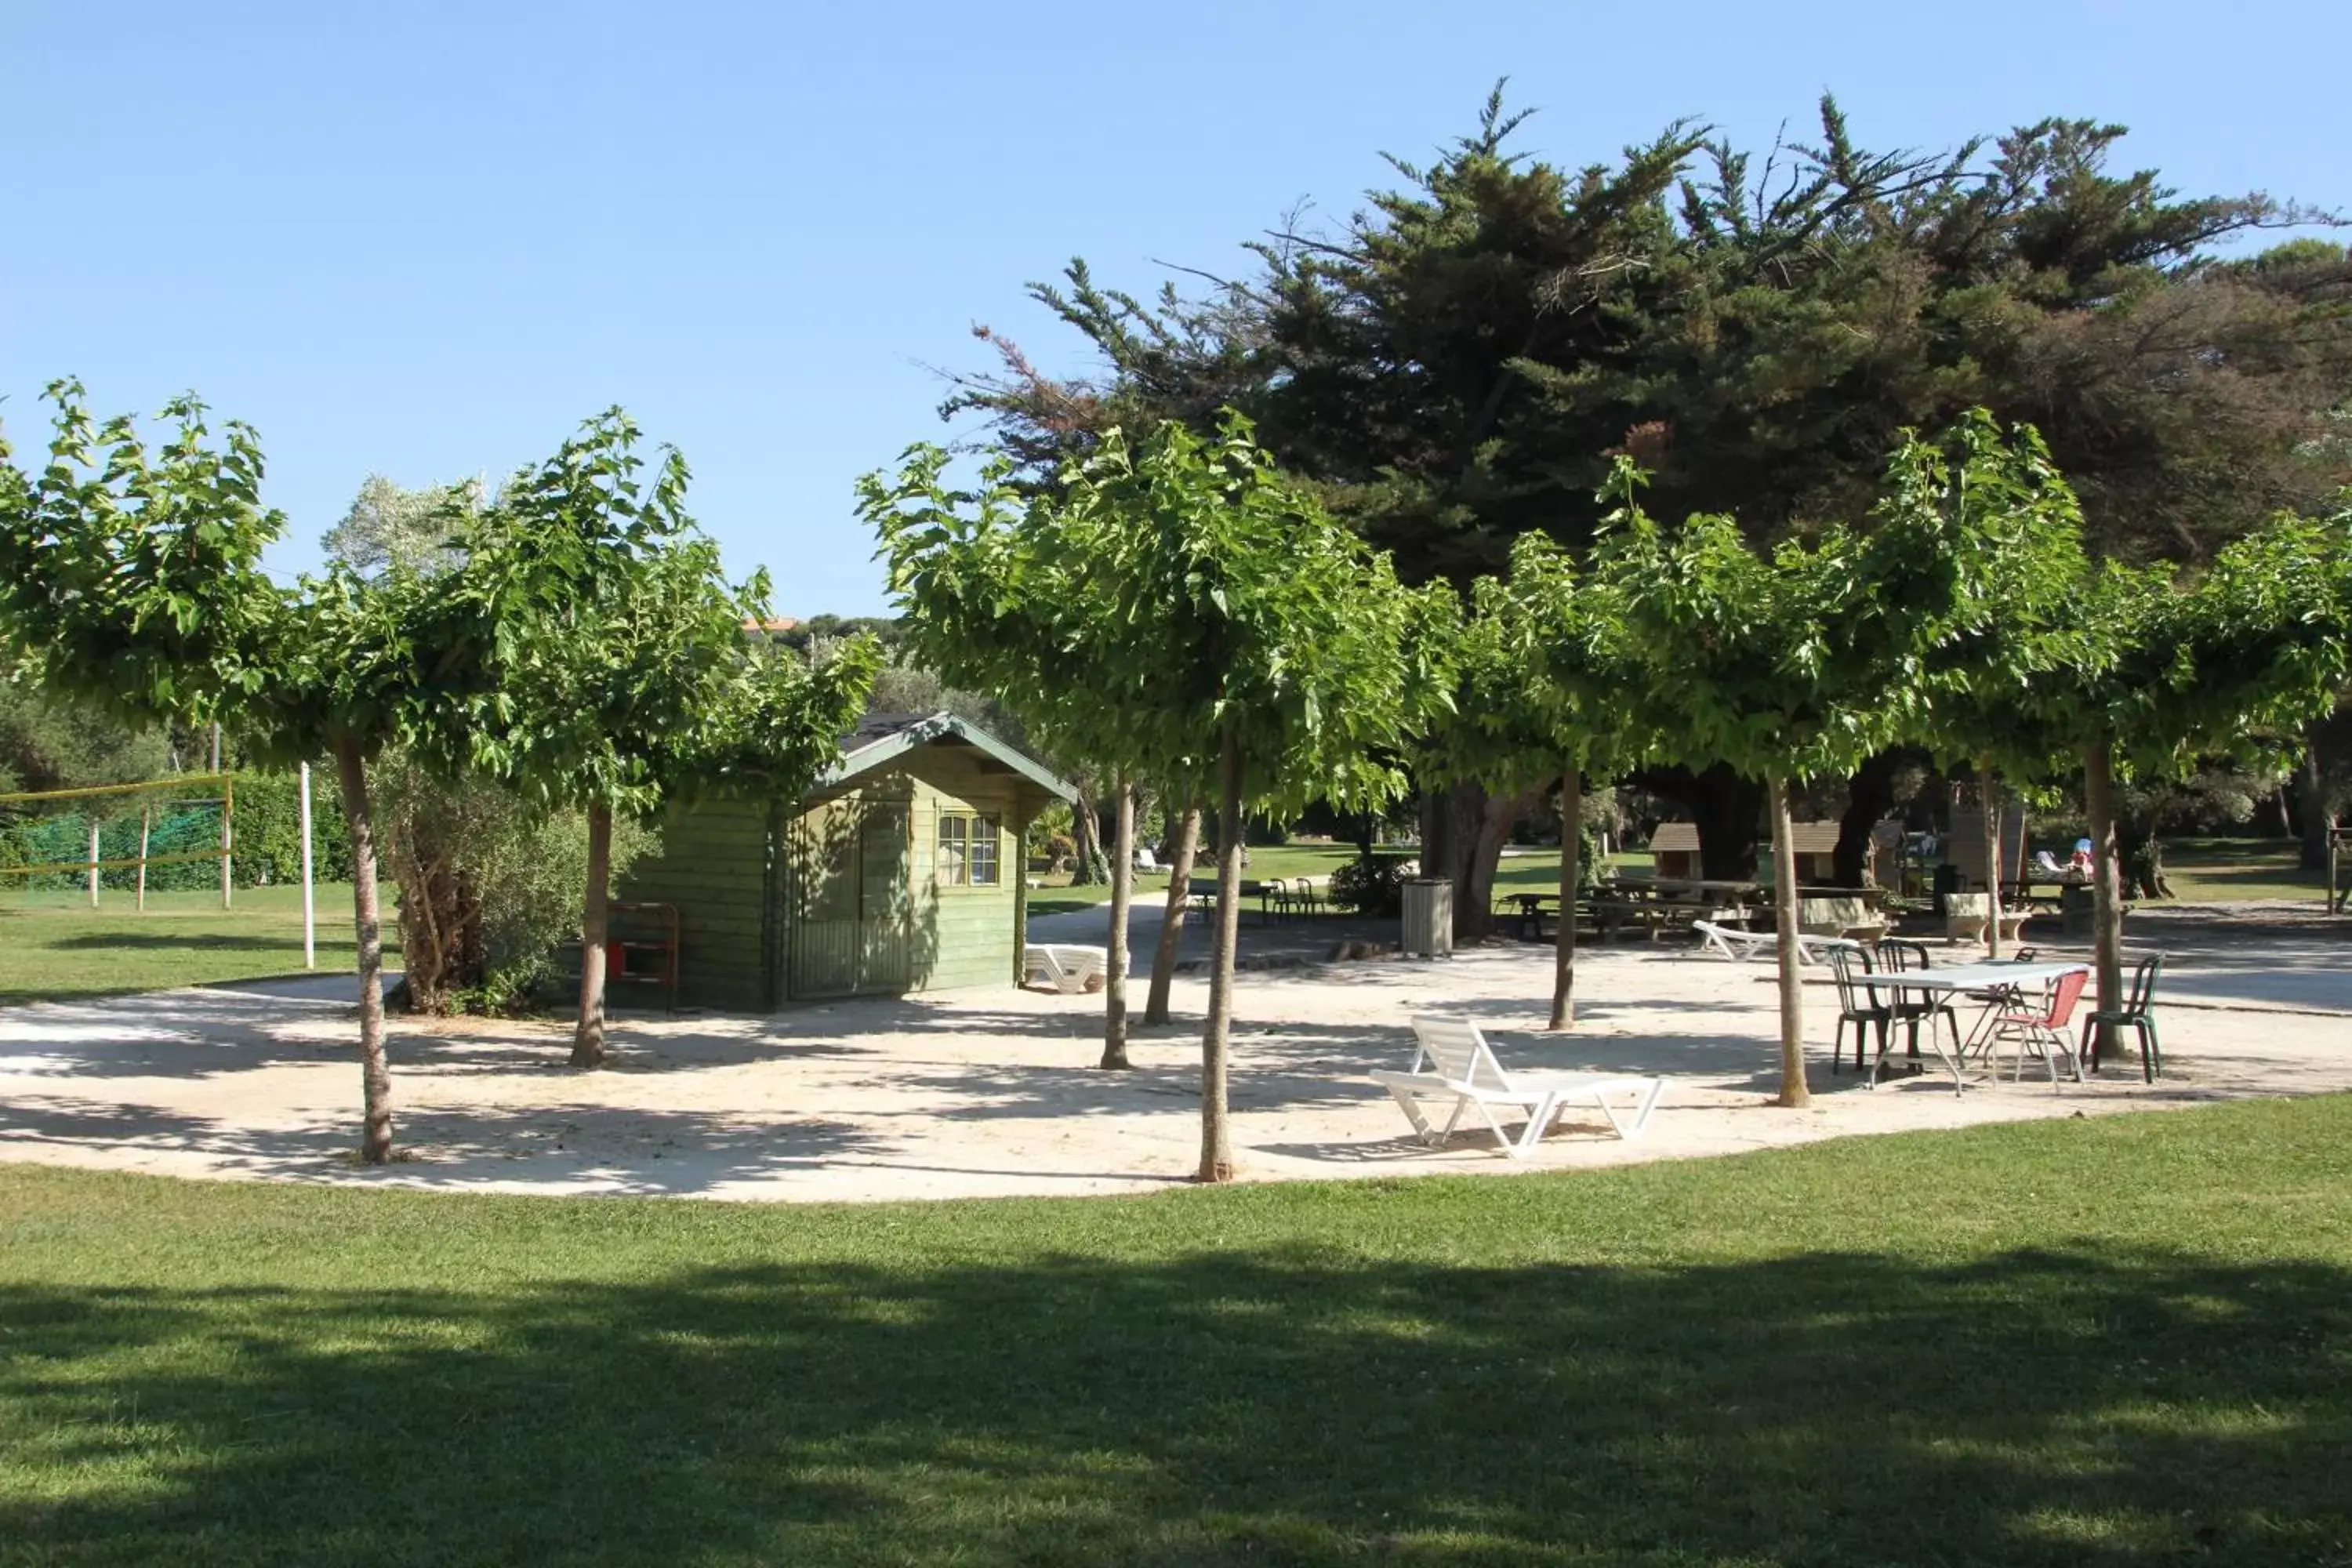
[616,713,1075,1010]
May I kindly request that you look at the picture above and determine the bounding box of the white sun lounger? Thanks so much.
[1370,1015,1664,1159]
[1691,920,1855,967]
[1022,943,1109,994]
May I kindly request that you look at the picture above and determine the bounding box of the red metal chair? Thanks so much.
[1987,969,2089,1088]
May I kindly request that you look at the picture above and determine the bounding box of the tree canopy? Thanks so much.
[427,410,877,1065]
[867,412,1451,1178]
[956,93,2349,580]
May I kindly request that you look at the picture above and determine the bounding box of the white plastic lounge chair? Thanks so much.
[1022,943,1108,994]
[1370,1015,1664,1159]
[1691,920,1854,967]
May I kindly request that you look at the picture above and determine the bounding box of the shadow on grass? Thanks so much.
[2,1241,2346,1565]
[43,933,299,953]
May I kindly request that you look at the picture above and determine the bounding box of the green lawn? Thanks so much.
[1029,835,2337,920]
[0,884,383,1008]
[4,1097,2348,1565]
[1025,846,1646,918]
[2158,836,2330,904]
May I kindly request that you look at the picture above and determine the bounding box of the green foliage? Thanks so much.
[961,96,2351,577]
[426,410,876,817]
[1593,457,1963,786]
[1889,414,2352,789]
[866,412,1454,815]
[1327,853,1406,917]
[370,753,654,1012]
[224,771,354,888]
[0,670,172,795]
[0,381,287,730]
[1433,533,1655,793]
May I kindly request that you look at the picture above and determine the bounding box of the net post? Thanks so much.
[299,762,316,970]
[87,820,100,909]
[220,773,234,910]
[138,803,151,911]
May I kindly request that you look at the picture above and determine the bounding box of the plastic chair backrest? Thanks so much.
[1880,939,1930,973]
[1410,1016,1511,1091]
[1827,946,1874,1012]
[2125,953,2164,1016]
[2043,968,2091,1026]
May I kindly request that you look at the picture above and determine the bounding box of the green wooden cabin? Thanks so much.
[616,713,1074,1011]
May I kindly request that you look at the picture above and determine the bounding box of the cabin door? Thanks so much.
[788,798,911,998]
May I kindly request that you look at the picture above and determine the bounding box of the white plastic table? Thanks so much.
[1850,961,2089,1094]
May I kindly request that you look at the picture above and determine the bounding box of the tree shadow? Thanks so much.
[45,933,295,953]
[0,1094,888,1195]
[1,1240,2344,1563]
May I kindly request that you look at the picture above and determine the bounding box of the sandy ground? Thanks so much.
[4,904,2350,1203]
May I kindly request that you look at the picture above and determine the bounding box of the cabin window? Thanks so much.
[937,812,1001,887]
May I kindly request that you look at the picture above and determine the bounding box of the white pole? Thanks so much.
[213,724,230,910]
[299,761,316,969]
[87,819,100,908]
[138,802,151,911]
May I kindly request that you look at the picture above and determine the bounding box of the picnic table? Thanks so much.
[1501,891,1560,940]
[1850,960,2088,1095]
[1185,876,1279,924]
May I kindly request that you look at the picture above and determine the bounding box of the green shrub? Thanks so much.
[1330,854,1407,917]
[369,753,655,1014]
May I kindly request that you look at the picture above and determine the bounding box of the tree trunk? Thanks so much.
[1100,782,1135,1069]
[1460,786,1540,942]
[1766,771,1810,1109]
[1549,766,1582,1030]
[1069,779,1107,884]
[332,735,394,1163]
[2295,739,2330,872]
[1832,749,1907,887]
[1145,804,1200,1025]
[2260,783,2293,840]
[2083,740,2128,1062]
[572,801,613,1069]
[1981,761,2004,960]
[1199,723,1243,1183]
[1417,779,1489,937]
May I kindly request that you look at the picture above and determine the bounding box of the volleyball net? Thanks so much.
[0,773,236,909]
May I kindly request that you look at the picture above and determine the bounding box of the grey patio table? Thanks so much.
[1849,960,2089,1094]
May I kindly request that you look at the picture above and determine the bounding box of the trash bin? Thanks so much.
[2060,884,2094,938]
[1401,878,1454,959]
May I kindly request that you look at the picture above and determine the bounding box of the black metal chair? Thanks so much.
[1877,938,1962,1067]
[1826,946,1891,1075]
[2081,953,2165,1081]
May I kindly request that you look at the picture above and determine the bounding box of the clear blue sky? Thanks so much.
[5,2,2346,615]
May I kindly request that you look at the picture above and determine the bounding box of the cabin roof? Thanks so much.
[1652,821,1844,855]
[1787,821,1843,855]
[815,712,1077,805]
